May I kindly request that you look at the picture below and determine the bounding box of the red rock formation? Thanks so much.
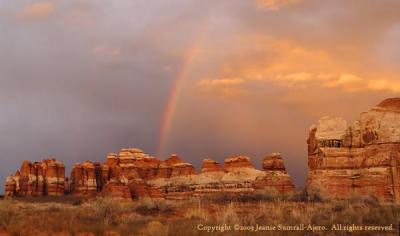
[101,179,132,200]
[254,153,295,193]
[164,154,183,165]
[128,179,151,198]
[307,98,400,202]
[4,159,67,197]
[201,159,224,173]
[4,149,295,200]
[104,153,119,167]
[45,160,66,196]
[224,155,254,171]
[156,154,182,178]
[4,176,17,198]
[70,161,99,197]
[170,163,196,177]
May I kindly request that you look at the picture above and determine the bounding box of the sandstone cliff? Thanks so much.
[5,159,67,197]
[69,150,295,200]
[5,150,295,200]
[307,98,400,202]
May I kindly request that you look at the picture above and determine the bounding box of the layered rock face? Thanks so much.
[5,149,295,200]
[5,159,67,197]
[70,161,102,196]
[307,98,400,201]
[151,154,295,199]
[69,149,197,199]
[101,179,132,200]
[254,153,295,193]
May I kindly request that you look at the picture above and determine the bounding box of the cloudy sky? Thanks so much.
[1,0,400,191]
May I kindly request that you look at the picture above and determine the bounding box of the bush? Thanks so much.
[332,201,347,212]
[72,199,83,206]
[207,192,236,204]
[306,186,327,202]
[361,194,380,207]
[0,200,19,230]
[238,188,284,202]
[290,189,308,202]
[86,197,124,226]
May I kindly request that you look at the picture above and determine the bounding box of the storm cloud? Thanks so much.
[1,0,400,192]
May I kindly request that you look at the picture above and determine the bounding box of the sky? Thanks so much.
[1,0,400,192]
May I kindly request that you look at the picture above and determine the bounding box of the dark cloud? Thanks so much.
[1,0,400,192]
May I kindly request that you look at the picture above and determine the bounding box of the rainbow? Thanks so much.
[157,27,206,158]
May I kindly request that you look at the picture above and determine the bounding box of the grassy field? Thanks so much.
[0,191,399,236]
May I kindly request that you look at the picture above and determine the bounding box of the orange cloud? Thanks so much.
[276,72,334,82]
[322,74,364,92]
[17,1,54,20]
[198,78,245,86]
[196,78,248,99]
[367,79,400,93]
[195,35,400,95]
[256,0,299,10]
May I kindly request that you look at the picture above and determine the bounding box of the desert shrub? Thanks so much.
[168,219,205,236]
[47,204,62,212]
[135,198,176,215]
[86,197,124,226]
[238,188,282,202]
[207,192,235,204]
[361,194,380,207]
[348,192,363,205]
[289,188,309,202]
[306,186,327,202]
[363,205,398,225]
[138,220,169,236]
[0,200,19,230]
[135,197,157,215]
[183,201,209,221]
[0,196,399,235]
[332,200,347,212]
[215,202,240,224]
[335,205,364,225]
[72,199,83,206]
[310,210,331,225]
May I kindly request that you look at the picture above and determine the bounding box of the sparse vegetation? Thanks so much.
[0,193,399,236]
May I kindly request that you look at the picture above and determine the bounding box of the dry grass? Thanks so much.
[0,193,399,236]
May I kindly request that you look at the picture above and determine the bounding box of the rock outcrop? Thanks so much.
[201,159,224,173]
[307,98,400,202]
[254,153,295,193]
[70,161,102,197]
[101,179,132,200]
[150,154,295,199]
[6,98,400,202]
[4,176,17,198]
[5,159,67,197]
[5,150,295,200]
